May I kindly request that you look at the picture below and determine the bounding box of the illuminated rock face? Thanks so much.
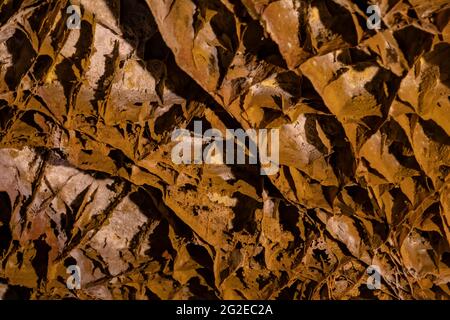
[0,0,449,300]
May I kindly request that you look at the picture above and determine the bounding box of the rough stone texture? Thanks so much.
[0,0,449,299]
